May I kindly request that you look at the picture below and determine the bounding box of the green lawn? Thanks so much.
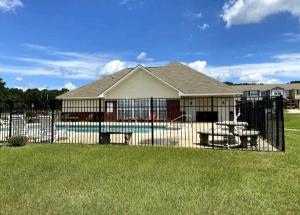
[285,113,300,129]
[0,115,300,214]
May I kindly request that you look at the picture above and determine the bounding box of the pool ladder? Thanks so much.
[167,115,192,130]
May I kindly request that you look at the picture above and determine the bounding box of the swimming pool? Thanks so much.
[0,124,180,134]
[58,125,178,134]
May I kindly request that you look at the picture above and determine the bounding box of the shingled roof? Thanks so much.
[57,62,239,99]
[233,83,300,92]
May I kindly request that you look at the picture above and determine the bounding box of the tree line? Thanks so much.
[0,78,69,108]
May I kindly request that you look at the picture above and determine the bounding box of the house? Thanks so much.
[57,62,240,122]
[233,83,300,108]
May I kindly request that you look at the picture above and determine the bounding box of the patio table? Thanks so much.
[215,121,248,147]
[216,121,248,133]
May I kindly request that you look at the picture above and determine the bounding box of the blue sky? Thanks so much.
[0,0,300,90]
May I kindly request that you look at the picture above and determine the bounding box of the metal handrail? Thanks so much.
[170,114,192,123]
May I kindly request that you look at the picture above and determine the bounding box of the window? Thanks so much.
[297,89,300,95]
[117,99,167,120]
[272,89,283,96]
[106,102,114,113]
[249,90,259,97]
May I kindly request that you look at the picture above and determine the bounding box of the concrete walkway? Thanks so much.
[286,109,300,114]
[285,128,300,131]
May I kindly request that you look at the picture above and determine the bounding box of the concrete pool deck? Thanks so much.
[0,122,278,151]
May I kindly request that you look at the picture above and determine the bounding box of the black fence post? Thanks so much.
[98,98,102,144]
[211,96,214,148]
[51,104,55,143]
[279,95,285,151]
[275,96,280,149]
[150,97,154,146]
[8,99,13,138]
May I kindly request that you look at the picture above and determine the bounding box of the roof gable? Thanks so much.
[100,65,182,97]
[104,66,180,99]
[57,62,238,99]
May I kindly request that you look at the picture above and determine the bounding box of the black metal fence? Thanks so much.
[0,96,285,152]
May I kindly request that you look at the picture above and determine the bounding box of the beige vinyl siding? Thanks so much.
[62,99,105,113]
[180,97,234,121]
[105,68,179,99]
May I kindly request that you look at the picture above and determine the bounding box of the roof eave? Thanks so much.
[56,96,100,100]
[180,92,242,97]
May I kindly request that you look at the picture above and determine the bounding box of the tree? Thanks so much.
[7,88,25,105]
[223,81,234,86]
[0,78,8,102]
[290,81,300,84]
[0,78,69,108]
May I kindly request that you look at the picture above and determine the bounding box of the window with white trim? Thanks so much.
[249,90,259,97]
[117,99,167,120]
[272,89,284,96]
[261,91,267,96]
[106,102,114,113]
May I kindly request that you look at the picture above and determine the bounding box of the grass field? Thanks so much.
[0,114,299,214]
[285,113,300,129]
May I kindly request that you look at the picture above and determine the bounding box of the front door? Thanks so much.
[105,101,117,121]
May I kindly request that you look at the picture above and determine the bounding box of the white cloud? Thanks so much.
[15,76,23,81]
[273,53,300,61]
[184,53,300,83]
[0,44,128,80]
[221,0,300,28]
[265,78,282,84]
[3,43,300,85]
[244,53,254,58]
[205,55,300,83]
[198,23,210,30]
[15,83,48,91]
[136,52,154,61]
[0,64,60,76]
[120,0,129,5]
[184,12,202,19]
[0,44,165,80]
[0,0,23,12]
[120,0,144,10]
[64,82,76,90]
[187,60,207,72]
[283,33,300,42]
[101,60,126,76]
[239,72,264,83]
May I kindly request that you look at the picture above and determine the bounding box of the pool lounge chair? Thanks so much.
[38,115,68,142]
[11,115,28,137]
[10,115,39,141]
[145,112,157,121]
[0,119,4,126]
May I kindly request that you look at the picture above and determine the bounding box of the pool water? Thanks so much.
[0,124,180,134]
[58,125,178,134]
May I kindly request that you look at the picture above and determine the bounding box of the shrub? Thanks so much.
[7,136,27,147]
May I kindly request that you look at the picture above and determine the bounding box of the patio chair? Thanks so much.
[11,114,28,137]
[9,115,42,141]
[38,115,68,142]
[144,112,157,121]
[0,119,4,126]
[1,116,10,125]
